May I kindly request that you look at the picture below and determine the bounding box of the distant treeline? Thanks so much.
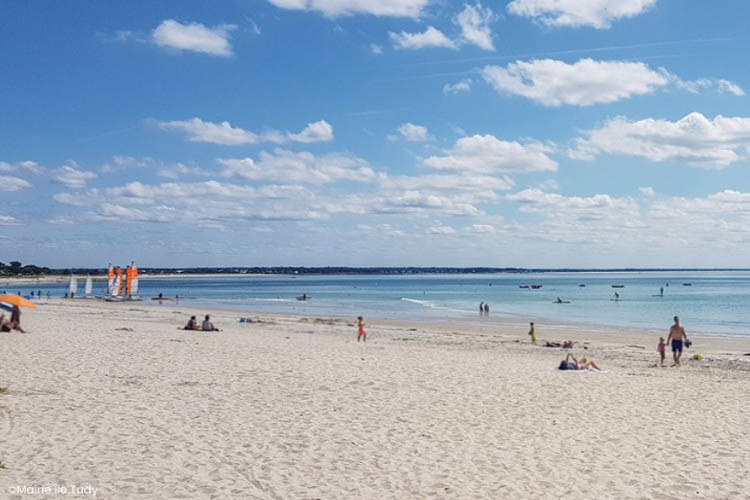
[4,263,750,277]
[0,261,51,276]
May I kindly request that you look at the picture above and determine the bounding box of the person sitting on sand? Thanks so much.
[183,315,201,331]
[201,315,220,332]
[0,312,26,333]
[558,353,600,371]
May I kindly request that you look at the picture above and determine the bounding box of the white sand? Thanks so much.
[1,299,749,499]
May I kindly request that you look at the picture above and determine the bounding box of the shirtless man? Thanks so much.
[667,315,687,366]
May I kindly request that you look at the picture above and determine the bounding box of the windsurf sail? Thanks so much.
[84,274,93,296]
[114,266,123,296]
[107,263,114,296]
[131,261,139,296]
[68,274,78,296]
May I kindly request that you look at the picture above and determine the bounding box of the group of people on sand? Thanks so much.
[478,302,490,315]
[0,305,26,333]
[181,315,220,332]
[548,315,690,372]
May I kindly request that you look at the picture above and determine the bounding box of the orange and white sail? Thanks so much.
[107,263,114,296]
[125,265,132,296]
[114,266,123,296]
[130,261,139,296]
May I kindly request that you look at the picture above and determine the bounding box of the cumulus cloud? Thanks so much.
[54,180,326,223]
[428,225,456,234]
[219,149,376,184]
[507,0,658,29]
[482,59,671,106]
[287,120,334,143]
[267,0,428,17]
[389,26,457,50]
[156,118,334,145]
[639,187,656,196]
[424,134,558,174]
[0,175,32,192]
[396,122,429,142]
[0,160,43,174]
[573,112,750,168]
[370,43,383,55]
[454,3,496,51]
[674,77,745,96]
[52,165,97,189]
[0,215,19,225]
[443,79,472,95]
[380,173,513,193]
[152,19,237,57]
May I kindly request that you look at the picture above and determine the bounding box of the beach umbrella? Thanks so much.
[0,294,36,309]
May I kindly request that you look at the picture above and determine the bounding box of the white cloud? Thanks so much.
[267,0,428,18]
[0,215,19,225]
[156,118,333,145]
[152,19,237,57]
[507,0,658,29]
[454,3,496,51]
[482,59,670,106]
[370,43,383,55]
[219,149,376,184]
[52,165,97,189]
[389,26,457,50]
[538,179,559,191]
[467,224,496,233]
[443,79,472,95]
[0,176,32,192]
[0,161,42,174]
[573,112,750,168]
[639,187,655,196]
[381,173,513,193]
[424,134,558,174]
[157,163,210,179]
[54,180,326,223]
[718,79,746,96]
[397,122,429,142]
[428,225,456,234]
[287,120,334,143]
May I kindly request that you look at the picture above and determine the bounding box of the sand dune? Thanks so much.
[1,300,749,499]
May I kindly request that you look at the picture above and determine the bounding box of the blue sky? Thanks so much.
[2,0,750,268]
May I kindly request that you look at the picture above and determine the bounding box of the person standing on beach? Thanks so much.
[483,303,489,315]
[657,337,666,366]
[357,316,366,342]
[479,302,484,315]
[667,316,688,366]
[528,322,536,344]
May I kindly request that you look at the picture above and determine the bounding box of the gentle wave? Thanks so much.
[401,297,437,309]
[254,298,294,302]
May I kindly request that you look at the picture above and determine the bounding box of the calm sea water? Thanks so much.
[7,271,750,336]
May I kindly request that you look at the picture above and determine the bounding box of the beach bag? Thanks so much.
[685,339,692,349]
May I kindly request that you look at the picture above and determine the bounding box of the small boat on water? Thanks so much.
[519,285,530,289]
[296,294,311,301]
[530,285,542,289]
[579,284,586,287]
[611,285,625,288]
[682,283,692,286]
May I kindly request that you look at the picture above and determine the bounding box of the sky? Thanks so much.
[2,0,750,268]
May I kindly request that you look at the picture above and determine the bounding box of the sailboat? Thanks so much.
[130,261,139,297]
[107,263,114,296]
[84,274,93,297]
[68,274,78,298]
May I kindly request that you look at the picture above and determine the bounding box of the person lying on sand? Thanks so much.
[181,315,202,331]
[558,353,600,371]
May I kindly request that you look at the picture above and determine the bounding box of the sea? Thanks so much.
[7,271,750,336]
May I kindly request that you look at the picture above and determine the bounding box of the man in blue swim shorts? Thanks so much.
[667,315,688,367]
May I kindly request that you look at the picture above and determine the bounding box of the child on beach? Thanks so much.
[528,322,536,344]
[657,336,666,366]
[357,316,366,342]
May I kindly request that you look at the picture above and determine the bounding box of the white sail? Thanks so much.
[68,275,78,296]
[112,274,121,297]
[107,263,114,296]
[84,274,93,296]
[131,261,139,296]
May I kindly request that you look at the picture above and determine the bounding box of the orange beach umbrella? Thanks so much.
[0,294,36,309]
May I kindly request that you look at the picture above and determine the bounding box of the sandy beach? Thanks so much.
[1,299,749,499]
